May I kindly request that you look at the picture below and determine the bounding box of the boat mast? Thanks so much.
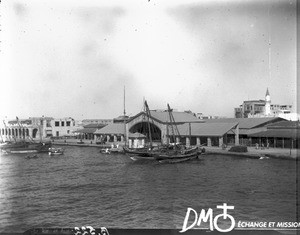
[144,100,152,147]
[167,104,181,144]
[123,86,127,146]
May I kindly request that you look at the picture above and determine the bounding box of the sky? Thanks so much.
[0,0,297,120]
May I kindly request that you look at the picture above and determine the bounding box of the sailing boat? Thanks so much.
[123,100,163,160]
[153,104,201,163]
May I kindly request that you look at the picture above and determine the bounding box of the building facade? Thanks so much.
[82,119,113,126]
[234,88,293,118]
[0,117,78,141]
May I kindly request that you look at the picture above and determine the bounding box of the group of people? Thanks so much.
[73,226,109,235]
[255,142,270,150]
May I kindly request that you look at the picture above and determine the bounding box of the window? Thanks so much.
[67,130,70,134]
[66,121,70,126]
[55,121,59,127]
[61,121,65,126]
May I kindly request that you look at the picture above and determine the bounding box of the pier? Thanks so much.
[52,139,299,160]
[205,146,298,160]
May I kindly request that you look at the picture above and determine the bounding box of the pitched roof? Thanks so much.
[204,117,283,129]
[172,122,238,137]
[83,123,106,128]
[74,128,97,134]
[248,129,300,139]
[266,120,300,129]
[129,110,201,124]
[94,123,125,135]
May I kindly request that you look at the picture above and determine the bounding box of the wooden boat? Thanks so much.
[123,101,162,161]
[100,148,111,154]
[153,104,202,163]
[1,142,52,154]
[155,147,205,163]
[48,147,64,155]
[123,146,159,160]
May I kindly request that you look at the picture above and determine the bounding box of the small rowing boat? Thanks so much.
[48,147,64,156]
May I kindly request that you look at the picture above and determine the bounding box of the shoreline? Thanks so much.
[205,147,299,160]
[52,139,299,160]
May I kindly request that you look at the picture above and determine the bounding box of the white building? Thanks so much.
[236,88,294,119]
[51,117,78,137]
[0,116,79,141]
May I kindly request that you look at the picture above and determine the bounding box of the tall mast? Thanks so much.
[123,86,126,146]
[167,104,181,144]
[144,100,152,147]
[268,0,272,84]
[123,86,126,117]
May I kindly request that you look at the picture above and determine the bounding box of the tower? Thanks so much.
[265,88,271,116]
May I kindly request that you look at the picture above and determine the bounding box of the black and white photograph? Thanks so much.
[0,0,299,234]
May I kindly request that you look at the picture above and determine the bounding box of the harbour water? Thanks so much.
[0,146,297,232]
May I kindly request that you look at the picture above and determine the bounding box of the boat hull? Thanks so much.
[1,142,52,154]
[123,146,157,160]
[158,155,199,163]
[155,147,204,163]
[129,155,156,161]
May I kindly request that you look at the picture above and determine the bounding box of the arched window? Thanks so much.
[32,129,38,138]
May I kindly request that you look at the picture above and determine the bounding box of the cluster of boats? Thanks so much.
[122,101,205,163]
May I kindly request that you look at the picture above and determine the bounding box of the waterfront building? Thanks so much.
[113,115,130,123]
[234,88,293,119]
[51,117,78,137]
[0,116,78,141]
[203,117,284,146]
[82,119,113,126]
[73,123,106,140]
[248,120,300,148]
[0,117,50,141]
[94,110,240,148]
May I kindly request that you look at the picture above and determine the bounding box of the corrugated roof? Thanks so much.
[248,129,300,139]
[94,123,125,135]
[170,122,238,137]
[204,117,283,129]
[74,128,97,134]
[150,110,200,123]
[128,110,201,124]
[266,120,300,129]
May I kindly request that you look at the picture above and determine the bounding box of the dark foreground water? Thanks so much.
[0,146,298,232]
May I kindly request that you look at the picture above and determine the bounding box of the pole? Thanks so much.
[145,101,152,147]
[123,86,126,146]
